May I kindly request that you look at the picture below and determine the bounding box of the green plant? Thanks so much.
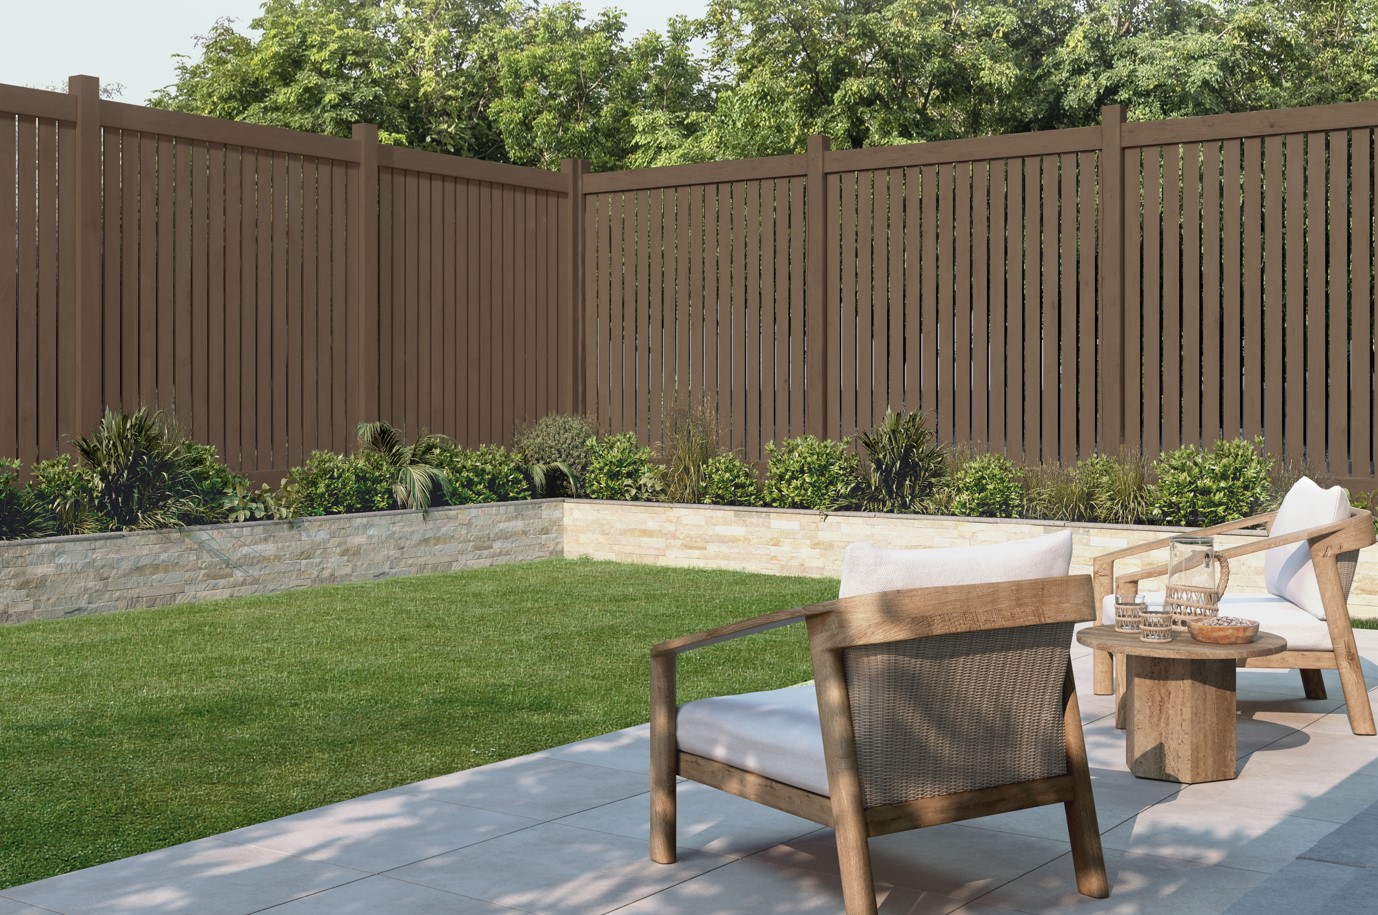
[356,421,452,511]
[0,459,55,540]
[949,454,1024,518]
[277,451,393,516]
[858,409,947,513]
[72,408,214,531]
[181,442,254,524]
[1150,438,1275,526]
[1077,452,1151,525]
[658,402,722,504]
[433,445,531,504]
[583,433,664,501]
[28,456,106,535]
[222,482,290,523]
[1022,463,1091,522]
[513,413,598,496]
[763,435,862,511]
[701,453,763,506]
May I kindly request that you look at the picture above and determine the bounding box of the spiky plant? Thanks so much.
[355,421,452,511]
[858,409,947,513]
[73,408,202,531]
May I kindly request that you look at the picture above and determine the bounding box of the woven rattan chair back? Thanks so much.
[842,621,1073,808]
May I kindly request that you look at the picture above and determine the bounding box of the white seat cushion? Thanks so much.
[677,684,830,795]
[1265,476,1351,620]
[1100,592,1332,651]
[678,532,1077,796]
[839,530,1073,598]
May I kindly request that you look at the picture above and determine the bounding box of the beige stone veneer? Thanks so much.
[3,499,1375,623]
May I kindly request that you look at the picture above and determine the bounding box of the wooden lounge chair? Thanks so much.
[1092,476,1376,735]
[649,533,1108,914]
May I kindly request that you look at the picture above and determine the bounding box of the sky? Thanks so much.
[3,0,707,105]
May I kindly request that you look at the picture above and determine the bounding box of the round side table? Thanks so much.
[1076,625,1287,783]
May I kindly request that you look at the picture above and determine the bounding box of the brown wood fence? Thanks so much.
[3,76,1376,490]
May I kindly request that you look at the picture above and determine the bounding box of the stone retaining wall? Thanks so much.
[0,500,562,625]
[4,500,1375,623]
[560,501,1378,618]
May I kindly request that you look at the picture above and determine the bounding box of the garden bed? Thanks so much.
[7,500,1376,623]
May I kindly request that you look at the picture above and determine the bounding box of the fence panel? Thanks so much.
[1126,124,1378,488]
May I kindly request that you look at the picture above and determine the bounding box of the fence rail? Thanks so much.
[3,76,1376,490]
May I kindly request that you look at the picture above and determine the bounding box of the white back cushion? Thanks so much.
[1264,476,1351,620]
[839,529,1074,598]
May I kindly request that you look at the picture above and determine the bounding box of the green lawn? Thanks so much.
[0,558,837,889]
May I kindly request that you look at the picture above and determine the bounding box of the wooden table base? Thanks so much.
[1125,655,1237,783]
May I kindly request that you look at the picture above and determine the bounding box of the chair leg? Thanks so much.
[1334,647,1377,736]
[1093,648,1113,695]
[1063,663,1110,898]
[832,805,878,915]
[1299,668,1328,700]
[650,655,679,863]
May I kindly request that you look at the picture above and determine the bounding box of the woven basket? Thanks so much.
[1165,556,1230,631]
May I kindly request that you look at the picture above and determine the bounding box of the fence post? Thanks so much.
[1099,105,1126,454]
[66,75,103,440]
[561,158,588,416]
[806,134,830,441]
[351,124,380,430]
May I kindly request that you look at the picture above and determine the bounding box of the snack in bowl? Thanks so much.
[1186,616,1261,645]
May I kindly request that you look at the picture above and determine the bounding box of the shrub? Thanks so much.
[222,482,289,523]
[583,433,663,501]
[658,402,722,504]
[949,454,1024,518]
[29,456,106,535]
[434,445,531,504]
[277,451,393,516]
[0,458,54,540]
[763,435,862,511]
[701,453,763,506]
[1150,438,1274,526]
[181,442,254,524]
[356,421,452,510]
[513,413,597,495]
[72,408,215,531]
[858,409,946,513]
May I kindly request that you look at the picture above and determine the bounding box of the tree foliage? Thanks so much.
[154,0,1378,169]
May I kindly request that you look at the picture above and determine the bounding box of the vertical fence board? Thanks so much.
[1221,140,1243,441]
[971,163,989,448]
[255,151,273,469]
[989,162,1006,454]
[1354,132,1373,479]
[955,163,973,444]
[1329,131,1350,476]
[789,177,805,438]
[1306,133,1327,466]
[1182,145,1202,449]
[1023,158,1041,463]
[174,142,193,433]
[0,118,17,459]
[1142,149,1162,461]
[1058,153,1076,463]
[1161,146,1181,451]
[1263,136,1284,460]
[1201,144,1221,443]
[1241,138,1263,441]
[745,182,761,456]
[1077,152,1096,457]
[1008,159,1027,456]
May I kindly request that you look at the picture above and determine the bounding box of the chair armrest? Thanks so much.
[1113,513,1364,593]
[651,603,834,658]
[1092,512,1275,601]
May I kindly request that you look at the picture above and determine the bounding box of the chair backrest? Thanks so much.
[828,532,1078,807]
[1265,477,1353,619]
[842,619,1074,807]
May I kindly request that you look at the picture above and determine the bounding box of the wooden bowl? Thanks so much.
[1187,616,1260,645]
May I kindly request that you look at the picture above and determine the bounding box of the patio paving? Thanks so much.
[3,629,1377,915]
